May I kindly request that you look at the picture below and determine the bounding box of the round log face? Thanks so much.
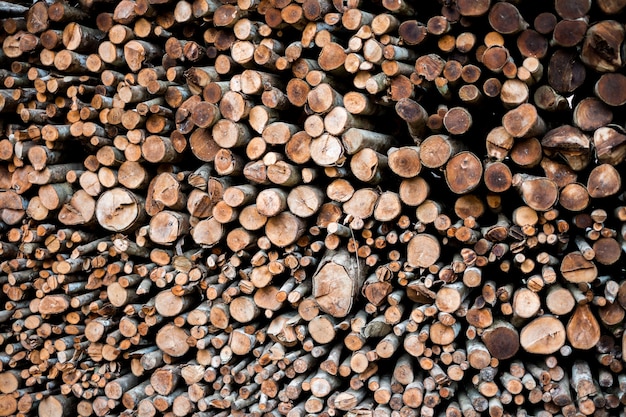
[107,282,130,307]
[388,147,421,178]
[308,315,336,344]
[560,251,598,283]
[407,234,440,268]
[593,237,621,265]
[310,134,343,166]
[595,73,626,106]
[484,162,512,193]
[96,188,143,232]
[149,211,189,245]
[155,325,190,357]
[559,183,589,212]
[288,185,324,218]
[399,176,429,206]
[265,212,305,247]
[155,290,185,317]
[482,325,520,360]
[516,176,559,212]
[36,396,58,417]
[313,263,354,318]
[191,217,224,246]
[420,135,455,168]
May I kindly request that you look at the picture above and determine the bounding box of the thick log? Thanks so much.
[595,73,626,106]
[520,316,566,354]
[95,188,146,232]
[481,320,519,360]
[587,164,621,198]
[548,49,586,94]
[445,152,483,194]
[124,40,162,72]
[312,249,366,318]
[552,18,588,48]
[407,234,440,268]
[560,251,597,283]
[502,103,545,139]
[567,305,601,350]
[155,324,190,357]
[581,20,625,72]
[512,174,559,212]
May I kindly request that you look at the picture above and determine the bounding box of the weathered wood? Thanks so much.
[95,188,146,232]
[445,152,483,194]
[481,320,519,360]
[502,103,545,139]
[548,49,586,94]
[312,249,366,318]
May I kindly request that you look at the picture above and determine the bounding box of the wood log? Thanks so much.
[567,305,601,350]
[502,103,545,138]
[593,126,626,165]
[407,234,440,268]
[445,152,483,194]
[581,20,625,72]
[512,174,559,212]
[312,249,366,318]
[520,316,566,354]
[548,49,586,94]
[95,188,146,232]
[481,320,519,360]
[587,164,621,198]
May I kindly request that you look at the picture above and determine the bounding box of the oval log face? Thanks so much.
[520,316,566,354]
[567,305,601,350]
[313,263,353,317]
[516,176,559,211]
[0,395,17,416]
[312,249,365,318]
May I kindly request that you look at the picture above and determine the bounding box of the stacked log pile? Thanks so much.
[1,0,626,416]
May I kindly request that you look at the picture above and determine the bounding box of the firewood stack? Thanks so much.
[1,0,626,416]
